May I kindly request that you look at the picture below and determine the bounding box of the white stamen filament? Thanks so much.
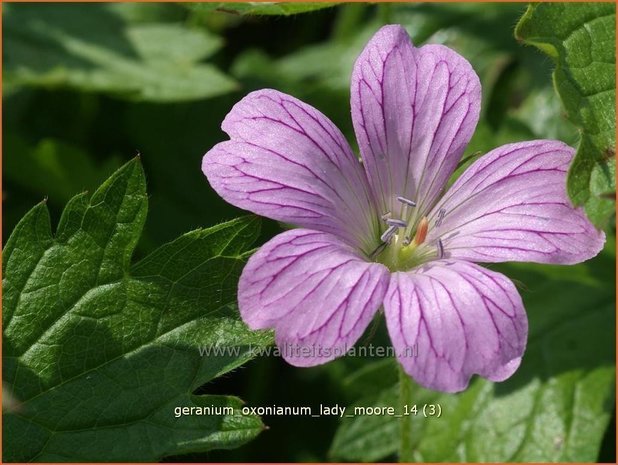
[380,197,419,245]
[374,194,448,270]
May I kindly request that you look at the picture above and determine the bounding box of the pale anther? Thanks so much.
[386,218,407,227]
[436,239,444,259]
[435,208,446,226]
[381,211,392,220]
[396,196,417,207]
[380,225,398,243]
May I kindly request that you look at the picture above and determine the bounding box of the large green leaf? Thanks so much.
[3,3,237,101]
[185,2,336,16]
[515,3,616,227]
[3,159,272,461]
[330,246,616,462]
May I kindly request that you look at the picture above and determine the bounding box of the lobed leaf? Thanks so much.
[2,158,271,461]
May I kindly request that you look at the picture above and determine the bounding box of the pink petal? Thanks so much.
[427,140,605,264]
[351,25,481,215]
[202,89,379,253]
[239,229,390,367]
[385,261,528,393]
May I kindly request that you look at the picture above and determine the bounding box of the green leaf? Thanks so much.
[185,2,337,16]
[3,3,237,102]
[515,3,616,227]
[3,158,272,461]
[330,247,616,462]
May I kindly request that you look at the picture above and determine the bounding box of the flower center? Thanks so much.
[371,196,445,272]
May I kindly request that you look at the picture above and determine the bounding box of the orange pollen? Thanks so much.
[412,217,429,245]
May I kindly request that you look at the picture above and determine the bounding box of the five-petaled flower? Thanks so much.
[202,25,604,392]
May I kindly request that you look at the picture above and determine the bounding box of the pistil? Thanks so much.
[412,217,428,245]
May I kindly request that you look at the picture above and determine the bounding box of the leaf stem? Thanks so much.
[399,365,414,463]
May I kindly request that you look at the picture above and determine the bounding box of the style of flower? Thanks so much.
[202,25,604,392]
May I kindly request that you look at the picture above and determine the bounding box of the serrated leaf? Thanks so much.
[2,158,272,461]
[185,2,336,16]
[3,3,237,102]
[515,3,616,227]
[330,248,616,462]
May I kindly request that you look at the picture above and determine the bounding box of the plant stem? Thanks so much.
[399,365,414,463]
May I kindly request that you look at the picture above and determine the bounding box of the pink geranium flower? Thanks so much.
[202,25,604,392]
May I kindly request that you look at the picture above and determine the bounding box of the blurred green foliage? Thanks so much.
[4,3,236,101]
[3,2,615,462]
